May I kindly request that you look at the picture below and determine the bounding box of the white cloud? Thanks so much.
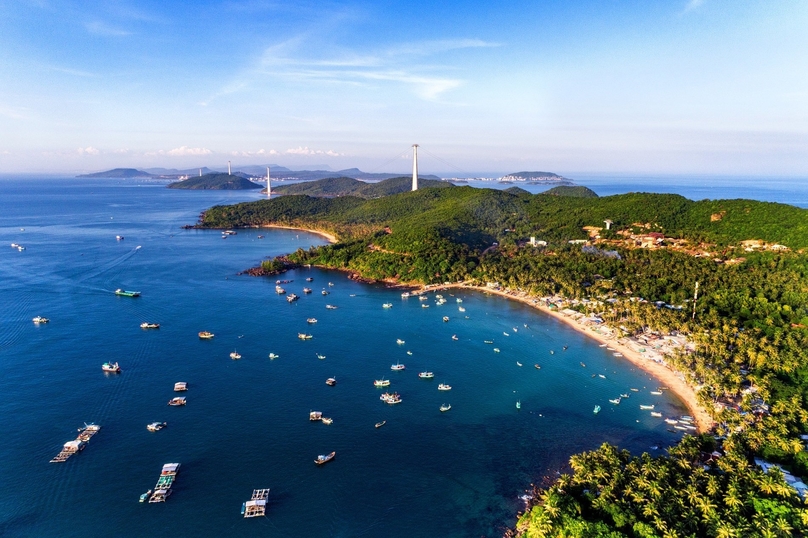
[85,20,132,37]
[77,146,100,155]
[166,146,212,156]
[683,0,704,12]
[284,147,342,156]
[228,149,280,157]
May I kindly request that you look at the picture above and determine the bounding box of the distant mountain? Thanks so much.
[76,168,155,178]
[231,164,292,177]
[272,176,453,198]
[167,173,263,190]
[143,167,215,177]
[542,185,599,198]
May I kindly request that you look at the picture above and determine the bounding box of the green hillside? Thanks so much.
[272,176,452,198]
[542,185,598,198]
[167,173,263,190]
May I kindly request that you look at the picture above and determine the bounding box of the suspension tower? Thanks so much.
[411,144,419,191]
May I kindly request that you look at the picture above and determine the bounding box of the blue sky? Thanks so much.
[0,0,806,175]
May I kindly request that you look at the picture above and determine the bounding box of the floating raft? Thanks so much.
[148,463,181,503]
[242,488,270,518]
[50,424,101,463]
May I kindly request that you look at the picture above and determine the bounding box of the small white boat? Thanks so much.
[401,292,410,298]
[599,344,607,347]
[269,353,279,359]
[322,290,330,296]
[328,282,334,287]
[140,322,160,329]
[325,377,336,386]
[456,298,462,303]
[101,362,121,373]
[493,348,500,353]
[458,307,466,312]
[438,383,452,391]
[382,303,393,309]
[421,304,429,308]
[396,339,405,345]
[593,405,601,414]
[418,371,434,379]
[375,420,386,428]
[516,400,521,409]
[451,335,458,341]
[316,354,326,360]
[307,318,318,324]
[168,397,186,406]
[325,304,337,310]
[640,404,655,410]
[650,412,662,417]
[314,451,335,465]
[298,333,313,340]
[309,411,322,421]
[230,351,241,360]
[419,295,428,301]
[503,332,510,337]
[598,374,606,379]
[374,379,390,387]
[406,351,412,355]
[390,362,405,371]
[303,287,312,294]
[439,404,451,412]
[609,398,621,405]
[613,353,623,357]
[321,417,333,425]
[665,418,678,425]
[32,316,49,324]
[442,316,449,322]
[650,391,663,395]
[173,382,187,392]
[513,327,518,332]
[147,422,167,432]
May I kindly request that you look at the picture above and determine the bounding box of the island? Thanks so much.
[167,173,263,190]
[195,184,808,536]
[76,168,156,178]
[501,171,574,184]
[271,176,452,198]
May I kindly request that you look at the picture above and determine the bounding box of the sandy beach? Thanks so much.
[415,283,715,433]
[261,224,338,244]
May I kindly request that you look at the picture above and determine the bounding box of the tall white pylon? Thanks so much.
[266,166,271,199]
[411,144,419,191]
[228,161,231,175]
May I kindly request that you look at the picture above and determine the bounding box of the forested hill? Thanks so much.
[77,168,155,178]
[199,185,808,536]
[200,186,808,250]
[167,173,262,190]
[272,176,452,198]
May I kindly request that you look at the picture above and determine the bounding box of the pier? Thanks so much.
[242,489,270,517]
[49,424,101,463]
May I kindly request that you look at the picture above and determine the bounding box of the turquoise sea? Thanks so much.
[0,177,719,537]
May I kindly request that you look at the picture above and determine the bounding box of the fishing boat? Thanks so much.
[484,340,494,344]
[375,420,386,428]
[139,490,152,502]
[421,304,429,308]
[321,290,330,296]
[390,362,405,371]
[598,374,606,379]
[314,451,336,465]
[599,343,607,347]
[140,322,160,329]
[516,400,521,409]
[630,388,639,392]
[609,398,621,405]
[275,286,285,294]
[396,338,405,345]
[458,306,466,312]
[401,292,410,298]
[325,304,337,310]
[620,393,630,398]
[443,316,449,322]
[503,332,510,336]
[549,350,554,354]
[493,348,500,353]
[439,404,451,412]
[147,422,167,432]
[640,404,655,410]
[321,417,333,425]
[325,377,336,386]
[383,303,393,309]
[380,392,402,404]
[516,361,522,367]
[101,362,121,373]
[593,405,601,414]
[451,335,458,341]
[374,379,390,388]
[665,418,678,425]
[242,489,270,518]
[419,295,428,301]
[438,383,452,391]
[230,350,241,360]
[174,382,187,391]
[32,316,49,324]
[306,277,314,282]
[307,317,318,324]
[286,293,299,303]
[198,331,214,339]
[328,282,334,287]
[268,353,279,359]
[167,397,186,406]
[115,289,140,297]
[309,411,323,421]
[534,364,541,369]
[17,245,25,251]
[418,371,434,379]
[303,287,312,294]
[406,351,412,355]
[316,354,326,360]
[650,391,663,395]
[298,333,313,340]
[650,412,662,417]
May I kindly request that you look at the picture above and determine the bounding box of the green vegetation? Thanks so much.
[543,185,599,198]
[167,173,263,190]
[199,185,808,537]
[273,175,452,198]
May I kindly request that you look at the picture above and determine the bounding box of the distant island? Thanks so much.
[271,176,451,198]
[76,168,156,179]
[167,173,263,190]
[501,171,573,184]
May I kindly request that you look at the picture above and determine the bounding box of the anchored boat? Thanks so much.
[115,289,140,297]
[101,362,121,373]
[314,451,335,465]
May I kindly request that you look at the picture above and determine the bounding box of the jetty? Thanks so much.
[148,463,181,503]
[242,488,270,518]
[50,423,101,463]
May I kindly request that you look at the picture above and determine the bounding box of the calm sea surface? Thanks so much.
[0,176,747,537]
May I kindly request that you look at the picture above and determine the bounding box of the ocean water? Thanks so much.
[0,178,691,537]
